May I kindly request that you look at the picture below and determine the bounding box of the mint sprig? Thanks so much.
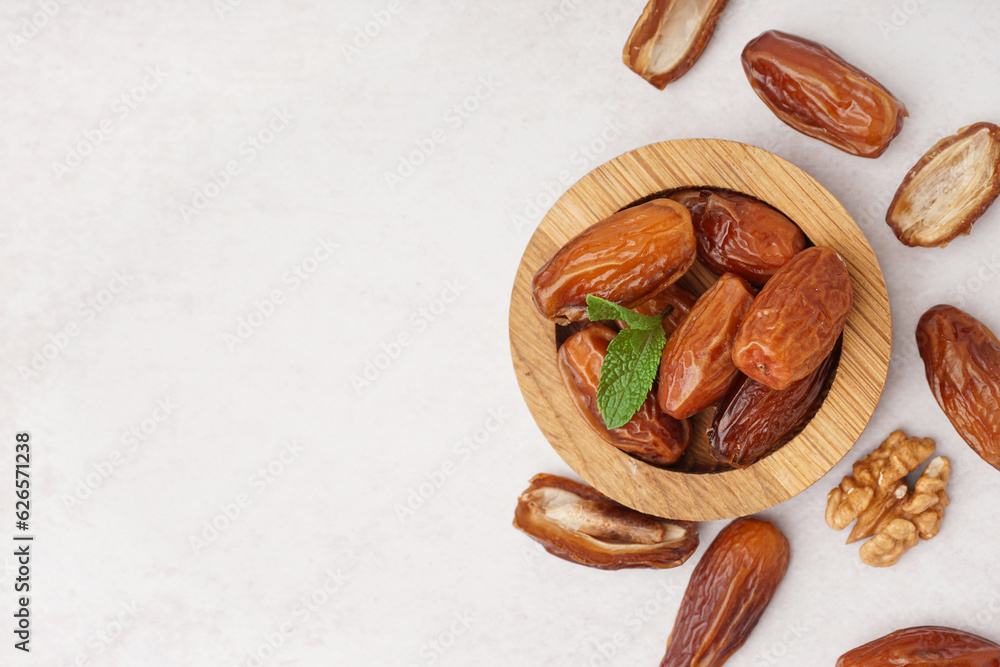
[586,296,670,429]
[585,295,663,330]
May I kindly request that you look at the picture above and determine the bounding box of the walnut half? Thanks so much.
[826,431,951,567]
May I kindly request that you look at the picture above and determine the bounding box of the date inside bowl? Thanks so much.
[552,188,843,475]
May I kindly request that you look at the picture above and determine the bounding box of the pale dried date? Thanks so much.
[711,346,838,467]
[917,305,1000,472]
[532,199,696,323]
[623,0,731,89]
[559,324,691,466]
[657,273,755,420]
[671,189,806,287]
[837,626,1000,667]
[513,474,699,570]
[742,30,907,158]
[733,246,853,390]
[660,517,790,667]
[887,122,1000,247]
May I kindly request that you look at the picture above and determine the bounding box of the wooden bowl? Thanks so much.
[509,139,891,521]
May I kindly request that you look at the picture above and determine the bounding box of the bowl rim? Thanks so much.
[509,138,891,520]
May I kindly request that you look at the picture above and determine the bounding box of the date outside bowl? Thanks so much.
[509,139,891,521]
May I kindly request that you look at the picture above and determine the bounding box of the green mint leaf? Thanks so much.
[597,325,667,429]
[586,295,663,330]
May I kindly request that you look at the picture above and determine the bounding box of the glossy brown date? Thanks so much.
[513,474,699,570]
[741,30,907,158]
[671,189,806,287]
[837,626,1000,667]
[623,0,731,89]
[917,305,1000,472]
[559,324,691,466]
[887,122,1000,247]
[657,273,755,420]
[660,517,790,667]
[711,346,838,467]
[733,246,853,390]
[532,198,696,323]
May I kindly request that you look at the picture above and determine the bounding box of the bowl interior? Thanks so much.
[553,196,843,475]
[509,139,891,521]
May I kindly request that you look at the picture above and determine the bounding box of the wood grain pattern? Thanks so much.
[509,139,891,520]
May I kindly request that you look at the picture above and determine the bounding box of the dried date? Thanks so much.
[671,189,806,287]
[513,474,699,570]
[741,30,907,158]
[532,198,696,323]
[733,246,853,390]
[887,122,1000,247]
[660,517,790,667]
[917,305,1000,471]
[657,273,755,420]
[837,626,1000,667]
[623,0,731,89]
[560,324,690,466]
[711,346,838,467]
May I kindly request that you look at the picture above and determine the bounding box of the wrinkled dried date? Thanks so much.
[559,324,691,466]
[513,474,699,570]
[711,346,838,467]
[532,199,696,323]
[887,122,1000,248]
[733,246,853,390]
[660,517,790,667]
[742,30,907,158]
[657,273,755,420]
[671,189,806,287]
[623,0,731,89]
[917,305,1000,472]
[837,626,1000,667]
[618,283,698,339]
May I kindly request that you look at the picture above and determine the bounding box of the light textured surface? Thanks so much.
[1,1,999,665]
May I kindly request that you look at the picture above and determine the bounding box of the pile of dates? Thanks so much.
[532,188,854,468]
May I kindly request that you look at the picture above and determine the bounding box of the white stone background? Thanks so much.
[1,0,999,665]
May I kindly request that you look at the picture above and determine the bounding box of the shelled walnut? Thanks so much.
[825,431,950,567]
